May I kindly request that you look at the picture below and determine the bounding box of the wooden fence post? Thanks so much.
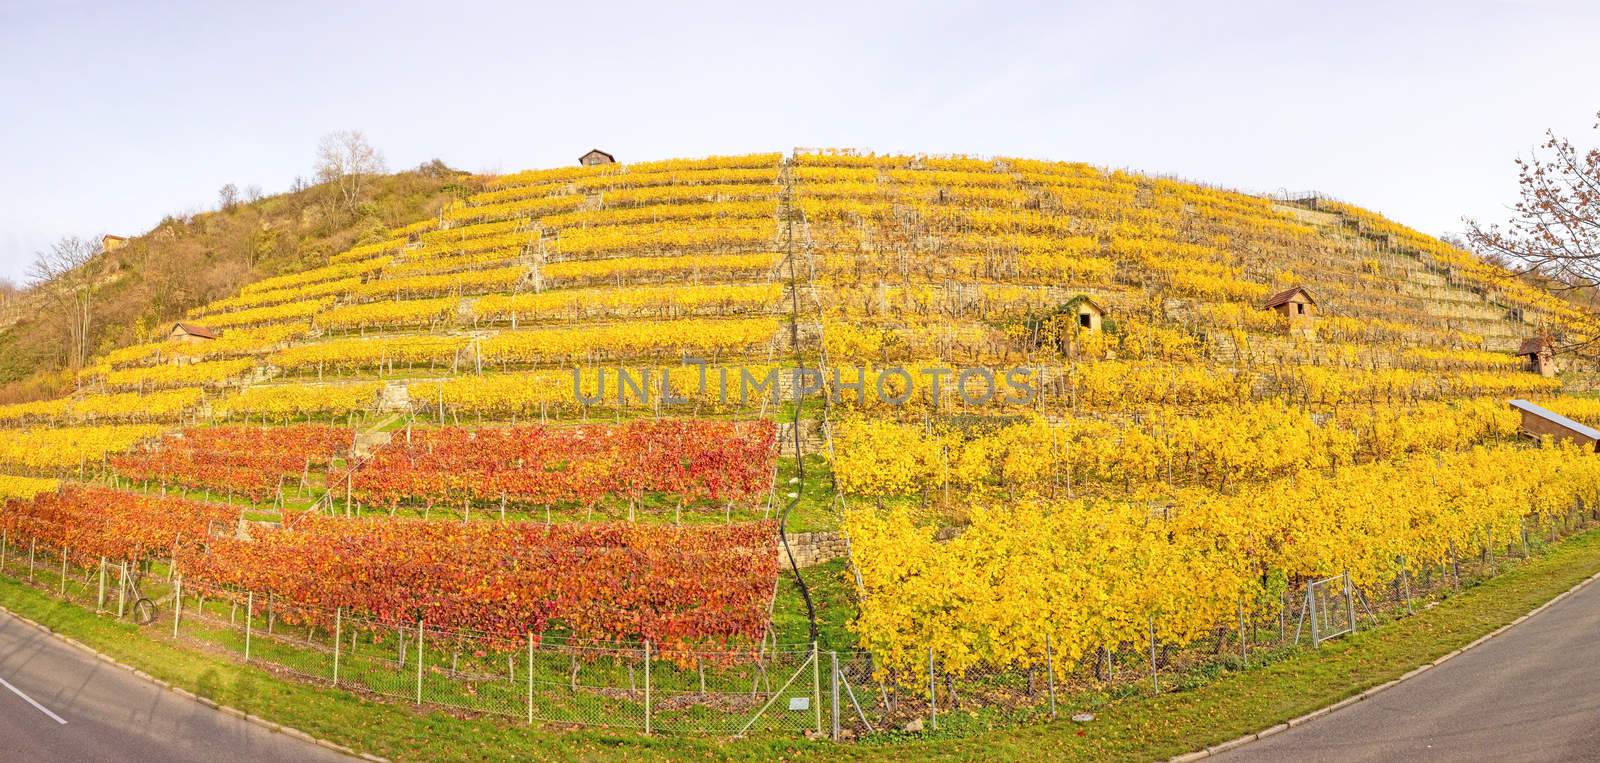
[643,641,652,735]
[526,631,534,726]
[333,607,342,687]
[172,577,182,638]
[244,591,254,661]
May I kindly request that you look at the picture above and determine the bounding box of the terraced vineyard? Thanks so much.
[3,149,1599,741]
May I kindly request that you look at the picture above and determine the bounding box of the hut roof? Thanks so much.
[1517,337,1552,357]
[1508,399,1600,441]
[580,148,615,164]
[1074,297,1106,314]
[1262,286,1315,310]
[171,322,218,340]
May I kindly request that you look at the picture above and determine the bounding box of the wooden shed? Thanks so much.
[169,322,218,344]
[1073,297,1106,332]
[1517,337,1556,377]
[102,234,128,253]
[1262,286,1316,336]
[1508,399,1600,451]
[579,149,616,167]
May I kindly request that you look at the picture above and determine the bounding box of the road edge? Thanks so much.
[0,604,387,763]
[1166,567,1600,762]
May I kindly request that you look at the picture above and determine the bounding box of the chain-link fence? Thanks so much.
[2,511,1596,741]
[163,578,838,736]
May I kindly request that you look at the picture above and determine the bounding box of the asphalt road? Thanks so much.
[1215,575,1600,763]
[0,611,349,762]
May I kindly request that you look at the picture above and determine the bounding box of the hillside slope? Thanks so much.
[0,162,471,402]
[0,147,1595,505]
[0,149,1588,436]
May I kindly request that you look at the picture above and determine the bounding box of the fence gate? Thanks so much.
[1298,572,1356,647]
[737,648,817,737]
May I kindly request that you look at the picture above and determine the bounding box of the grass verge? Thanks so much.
[3,529,1599,761]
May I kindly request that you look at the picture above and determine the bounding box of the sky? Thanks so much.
[1,0,1596,284]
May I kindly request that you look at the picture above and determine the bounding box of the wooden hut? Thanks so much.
[1517,337,1556,377]
[1508,400,1599,450]
[102,234,128,253]
[579,149,616,167]
[1262,286,1316,336]
[1073,297,1106,332]
[169,322,218,344]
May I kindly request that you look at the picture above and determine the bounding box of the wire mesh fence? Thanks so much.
[1,512,1595,740]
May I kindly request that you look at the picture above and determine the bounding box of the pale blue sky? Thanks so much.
[2,0,1595,283]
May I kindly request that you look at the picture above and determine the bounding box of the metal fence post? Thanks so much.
[526,631,534,727]
[830,651,840,741]
[1148,617,1159,692]
[28,538,36,581]
[172,577,182,638]
[643,640,652,735]
[1046,634,1057,716]
[98,556,107,610]
[415,619,424,705]
[1401,559,1414,613]
[812,641,822,736]
[1238,597,1248,663]
[1309,582,1320,647]
[1344,571,1356,633]
[117,563,127,618]
[245,592,254,661]
[928,647,938,731]
[59,548,68,597]
[1,529,6,574]
[332,607,342,687]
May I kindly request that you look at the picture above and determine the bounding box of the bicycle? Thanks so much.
[119,562,159,626]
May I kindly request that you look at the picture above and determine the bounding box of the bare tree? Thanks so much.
[218,182,240,211]
[27,236,101,370]
[1466,111,1600,290]
[244,184,263,203]
[315,130,387,215]
[0,278,19,319]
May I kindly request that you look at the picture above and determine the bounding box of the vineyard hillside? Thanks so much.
[4,149,1600,741]
[3,150,1590,440]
